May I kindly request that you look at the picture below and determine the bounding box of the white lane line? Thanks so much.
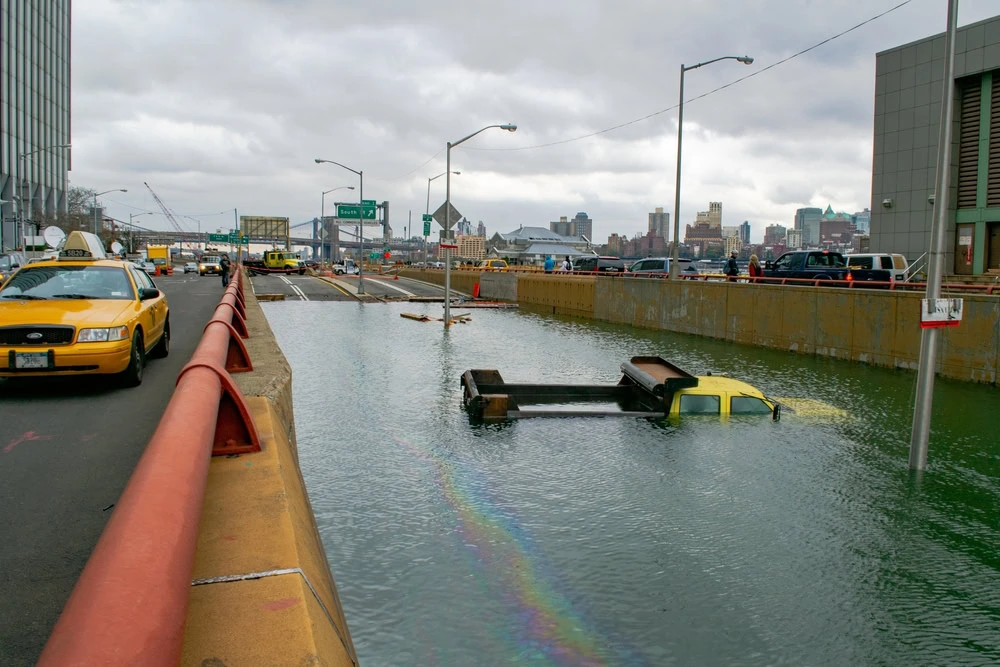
[279,275,309,301]
[370,279,416,297]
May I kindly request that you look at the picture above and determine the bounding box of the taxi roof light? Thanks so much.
[58,231,107,261]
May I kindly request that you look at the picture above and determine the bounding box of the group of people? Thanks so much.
[725,251,762,280]
[544,256,574,273]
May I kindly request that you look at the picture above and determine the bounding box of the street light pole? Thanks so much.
[315,159,365,294]
[443,125,516,326]
[909,0,959,471]
[16,143,71,250]
[426,171,459,268]
[92,188,128,237]
[669,55,753,280]
[321,185,355,263]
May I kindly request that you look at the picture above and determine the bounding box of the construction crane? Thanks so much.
[143,182,188,234]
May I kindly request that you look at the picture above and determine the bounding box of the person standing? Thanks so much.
[748,254,762,280]
[544,255,555,273]
[560,256,573,272]
[725,251,739,281]
[220,253,231,287]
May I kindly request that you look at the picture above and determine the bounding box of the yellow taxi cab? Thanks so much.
[0,231,169,386]
[666,375,779,418]
[478,258,508,271]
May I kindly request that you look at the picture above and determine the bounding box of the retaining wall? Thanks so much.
[400,269,999,384]
[180,283,357,666]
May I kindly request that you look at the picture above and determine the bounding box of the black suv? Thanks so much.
[573,256,626,273]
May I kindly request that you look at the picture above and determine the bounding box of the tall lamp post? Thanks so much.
[16,143,71,249]
[669,55,753,280]
[315,159,365,294]
[426,170,459,267]
[92,188,128,236]
[321,185,355,263]
[443,124,517,326]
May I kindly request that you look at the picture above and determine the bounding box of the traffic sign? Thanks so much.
[369,252,377,260]
[362,200,376,206]
[440,243,458,250]
[421,214,433,222]
[337,204,376,220]
[423,221,431,236]
[208,233,229,242]
[432,201,463,229]
[230,234,249,246]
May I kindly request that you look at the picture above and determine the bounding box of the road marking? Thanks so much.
[371,279,416,297]
[279,275,309,301]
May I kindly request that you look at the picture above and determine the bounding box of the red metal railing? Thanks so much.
[431,265,998,295]
[38,267,260,666]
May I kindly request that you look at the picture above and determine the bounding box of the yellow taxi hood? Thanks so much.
[0,299,136,328]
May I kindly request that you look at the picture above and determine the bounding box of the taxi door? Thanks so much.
[129,266,164,351]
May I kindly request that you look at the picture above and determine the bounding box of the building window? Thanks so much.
[957,77,981,210]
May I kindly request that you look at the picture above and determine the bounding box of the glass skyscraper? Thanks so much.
[1,0,71,250]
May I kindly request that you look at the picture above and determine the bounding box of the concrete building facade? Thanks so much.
[648,207,669,240]
[870,14,1000,275]
[1,0,72,250]
[456,234,485,260]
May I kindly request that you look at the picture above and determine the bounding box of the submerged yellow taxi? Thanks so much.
[0,231,169,386]
[666,375,778,417]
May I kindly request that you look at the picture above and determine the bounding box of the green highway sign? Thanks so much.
[423,221,431,236]
[362,200,376,206]
[336,204,376,220]
[208,233,228,242]
[231,234,249,245]
[421,214,433,222]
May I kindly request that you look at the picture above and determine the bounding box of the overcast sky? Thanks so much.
[73,0,997,244]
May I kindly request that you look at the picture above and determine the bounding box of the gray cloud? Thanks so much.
[75,0,998,242]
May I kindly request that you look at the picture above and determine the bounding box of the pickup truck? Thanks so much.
[763,250,892,285]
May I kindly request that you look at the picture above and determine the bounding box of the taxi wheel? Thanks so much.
[150,320,170,359]
[120,331,145,387]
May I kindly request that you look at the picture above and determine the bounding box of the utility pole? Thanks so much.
[909,0,959,471]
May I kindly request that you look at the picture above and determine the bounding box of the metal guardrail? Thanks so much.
[38,268,260,666]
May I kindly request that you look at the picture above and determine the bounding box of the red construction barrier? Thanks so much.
[38,268,260,667]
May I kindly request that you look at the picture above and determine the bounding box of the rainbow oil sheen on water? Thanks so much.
[265,301,1000,666]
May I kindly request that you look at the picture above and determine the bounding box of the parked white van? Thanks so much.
[844,253,910,282]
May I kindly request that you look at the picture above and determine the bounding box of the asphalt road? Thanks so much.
[249,272,454,300]
[0,273,223,666]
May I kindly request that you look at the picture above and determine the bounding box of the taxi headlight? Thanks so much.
[78,326,129,343]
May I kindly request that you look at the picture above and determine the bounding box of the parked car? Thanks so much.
[573,256,627,273]
[0,251,27,285]
[478,259,509,271]
[183,262,198,274]
[763,250,891,284]
[628,257,700,278]
[844,253,910,282]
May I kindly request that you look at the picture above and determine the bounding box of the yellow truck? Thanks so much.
[146,245,171,268]
[246,250,305,275]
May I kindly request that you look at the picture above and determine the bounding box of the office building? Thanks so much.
[477,220,486,237]
[794,207,823,232]
[764,224,787,246]
[456,218,472,236]
[786,229,803,249]
[1,0,72,250]
[549,212,593,240]
[456,234,485,260]
[852,208,871,234]
[648,207,669,240]
[694,201,723,228]
[870,14,1000,275]
[739,220,751,244]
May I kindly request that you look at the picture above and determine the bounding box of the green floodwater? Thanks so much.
[264,301,1000,666]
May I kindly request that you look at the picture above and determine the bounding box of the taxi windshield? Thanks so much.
[0,265,135,301]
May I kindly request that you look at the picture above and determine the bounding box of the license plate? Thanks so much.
[15,352,50,369]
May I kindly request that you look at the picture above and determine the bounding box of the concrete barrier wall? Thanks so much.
[479,272,518,301]
[398,268,479,295]
[181,282,357,666]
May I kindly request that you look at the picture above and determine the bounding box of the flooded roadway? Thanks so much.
[264,299,1000,666]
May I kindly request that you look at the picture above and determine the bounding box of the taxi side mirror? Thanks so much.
[139,287,160,301]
